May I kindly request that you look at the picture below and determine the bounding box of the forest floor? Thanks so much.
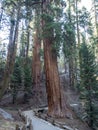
[0,89,92,130]
[0,74,92,130]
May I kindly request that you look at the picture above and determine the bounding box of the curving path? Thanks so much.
[22,110,63,130]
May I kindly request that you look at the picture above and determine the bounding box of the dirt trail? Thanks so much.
[0,74,92,130]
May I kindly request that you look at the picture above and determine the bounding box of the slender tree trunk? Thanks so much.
[32,30,42,104]
[32,29,41,94]
[42,0,72,117]
[0,5,3,29]
[75,0,80,46]
[32,6,42,102]
[0,6,20,99]
[69,56,74,88]
[25,25,30,61]
[25,3,31,62]
[68,0,75,88]
[93,0,98,62]
[93,0,98,37]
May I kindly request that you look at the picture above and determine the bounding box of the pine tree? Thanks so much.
[80,41,98,129]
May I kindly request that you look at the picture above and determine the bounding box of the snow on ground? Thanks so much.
[0,108,14,120]
[22,110,63,130]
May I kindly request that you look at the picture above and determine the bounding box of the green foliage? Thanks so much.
[42,2,64,56]
[24,63,32,94]
[42,13,54,23]
[78,7,93,37]
[10,57,32,103]
[10,57,21,103]
[11,57,22,84]
[0,43,6,81]
[79,42,98,129]
[52,22,63,56]
[80,43,97,91]
[79,7,90,27]
[63,22,76,58]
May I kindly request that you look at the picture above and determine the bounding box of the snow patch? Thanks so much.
[22,110,63,130]
[0,108,14,120]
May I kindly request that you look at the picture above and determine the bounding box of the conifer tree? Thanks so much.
[80,41,98,129]
[42,0,72,118]
[0,1,21,98]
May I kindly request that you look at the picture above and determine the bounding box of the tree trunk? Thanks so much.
[32,29,41,94]
[93,0,98,37]
[43,38,72,117]
[0,5,3,29]
[25,3,31,63]
[75,0,80,46]
[25,25,30,62]
[69,56,75,88]
[42,0,72,117]
[68,0,76,88]
[0,6,20,99]
[32,6,42,102]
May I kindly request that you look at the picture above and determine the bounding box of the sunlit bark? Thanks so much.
[42,0,72,117]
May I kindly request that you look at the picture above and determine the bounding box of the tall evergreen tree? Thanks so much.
[0,0,21,98]
[80,41,98,129]
[63,0,77,88]
[42,0,72,117]
[32,4,42,103]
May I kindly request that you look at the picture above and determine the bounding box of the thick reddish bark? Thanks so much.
[42,0,72,118]
[32,29,41,93]
[44,38,72,117]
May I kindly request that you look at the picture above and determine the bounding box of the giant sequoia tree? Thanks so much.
[42,0,71,117]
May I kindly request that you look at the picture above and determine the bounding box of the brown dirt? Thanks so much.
[0,119,24,130]
[34,108,92,130]
[0,78,93,130]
